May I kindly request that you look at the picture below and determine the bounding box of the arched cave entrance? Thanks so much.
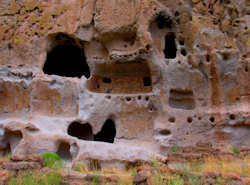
[94,119,116,143]
[43,33,90,78]
[164,33,177,59]
[57,142,72,160]
[67,122,93,140]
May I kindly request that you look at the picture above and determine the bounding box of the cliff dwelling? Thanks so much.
[0,0,249,175]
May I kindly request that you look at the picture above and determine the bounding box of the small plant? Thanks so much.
[75,162,89,173]
[187,174,203,185]
[7,177,17,185]
[41,152,63,169]
[169,174,184,185]
[170,145,179,153]
[232,147,240,155]
[150,157,162,168]
[151,173,165,185]
[92,176,100,185]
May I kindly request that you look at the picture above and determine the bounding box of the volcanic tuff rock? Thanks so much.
[0,0,249,169]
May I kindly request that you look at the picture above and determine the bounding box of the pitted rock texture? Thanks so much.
[0,0,249,168]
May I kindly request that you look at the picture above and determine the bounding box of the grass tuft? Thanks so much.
[41,152,63,169]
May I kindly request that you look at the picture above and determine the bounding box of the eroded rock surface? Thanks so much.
[0,0,249,168]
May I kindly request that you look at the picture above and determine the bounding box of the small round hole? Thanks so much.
[181,48,187,56]
[209,117,215,122]
[187,117,192,123]
[168,117,175,123]
[245,66,248,72]
[126,97,131,102]
[229,114,235,120]
[159,129,171,135]
[206,54,210,63]
[145,97,149,101]
[179,40,184,45]
[138,96,142,100]
[105,96,111,99]
[198,117,202,120]
[96,84,100,89]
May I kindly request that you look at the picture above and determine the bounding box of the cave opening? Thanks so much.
[57,142,72,160]
[87,60,152,94]
[43,33,90,79]
[164,33,177,59]
[155,14,172,29]
[94,119,116,143]
[67,122,93,140]
[143,77,152,86]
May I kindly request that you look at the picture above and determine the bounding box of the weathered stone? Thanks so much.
[1,161,41,170]
[133,174,148,185]
[0,0,249,167]
[0,170,10,182]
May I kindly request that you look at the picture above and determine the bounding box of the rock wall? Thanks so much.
[0,0,249,168]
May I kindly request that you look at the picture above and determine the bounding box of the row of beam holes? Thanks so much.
[125,96,150,102]
[67,119,116,143]
[167,116,217,124]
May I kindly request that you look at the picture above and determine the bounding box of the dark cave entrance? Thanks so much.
[155,14,173,29]
[94,119,116,143]
[43,33,90,78]
[67,122,93,140]
[57,142,72,160]
[164,33,177,59]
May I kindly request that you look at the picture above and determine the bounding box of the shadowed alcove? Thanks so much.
[87,60,152,94]
[57,141,72,160]
[94,119,116,143]
[43,33,90,78]
[164,33,177,59]
[67,122,93,140]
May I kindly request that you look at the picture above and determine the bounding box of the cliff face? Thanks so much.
[0,0,249,168]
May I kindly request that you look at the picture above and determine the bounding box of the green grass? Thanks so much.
[41,152,63,169]
[92,176,100,185]
[169,174,184,185]
[170,145,179,153]
[150,157,162,168]
[7,171,62,185]
[232,147,240,155]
